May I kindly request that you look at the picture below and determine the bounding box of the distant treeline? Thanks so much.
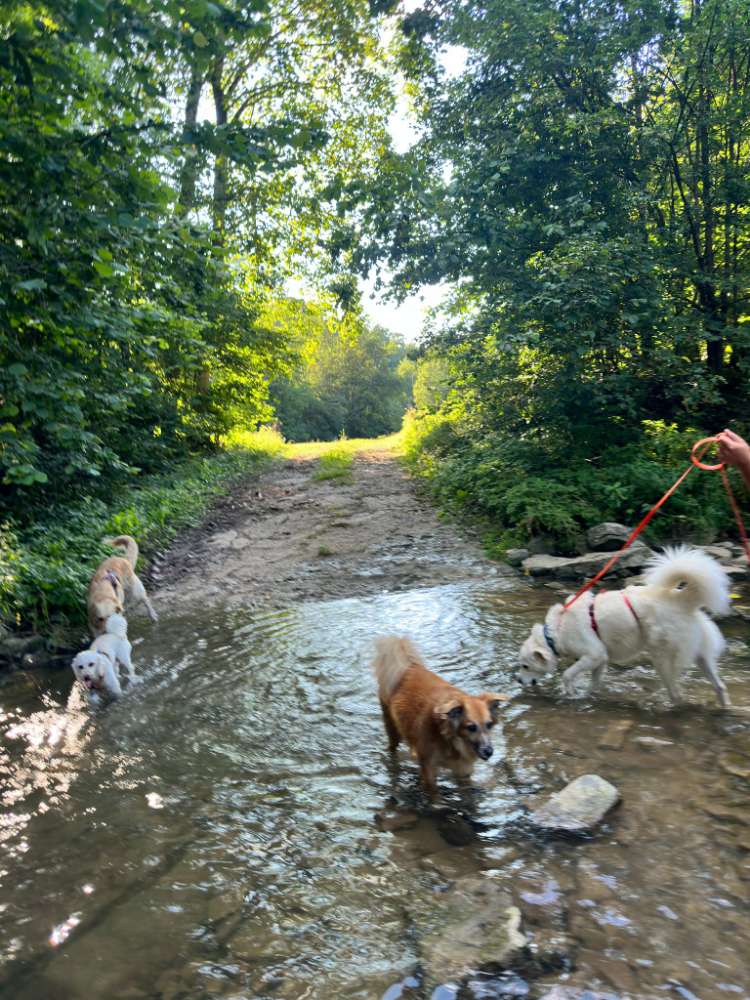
[266,300,413,442]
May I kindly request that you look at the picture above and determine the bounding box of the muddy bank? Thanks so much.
[149,448,515,611]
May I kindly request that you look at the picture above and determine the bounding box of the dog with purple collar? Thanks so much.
[71,613,135,700]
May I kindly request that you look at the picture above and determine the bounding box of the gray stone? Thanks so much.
[521,545,651,581]
[537,988,620,1000]
[700,544,734,563]
[419,876,526,985]
[529,774,620,833]
[0,633,46,658]
[585,522,633,551]
[505,548,530,566]
[528,536,556,555]
[725,564,749,579]
[633,736,673,750]
[374,809,420,833]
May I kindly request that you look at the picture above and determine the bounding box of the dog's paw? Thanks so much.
[561,682,582,699]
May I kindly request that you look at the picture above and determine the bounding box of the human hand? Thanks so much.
[717,428,750,470]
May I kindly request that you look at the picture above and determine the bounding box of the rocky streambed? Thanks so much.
[508,521,750,587]
[1,461,749,999]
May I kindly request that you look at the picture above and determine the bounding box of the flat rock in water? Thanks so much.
[538,988,621,1000]
[374,809,420,833]
[633,736,673,750]
[530,774,620,833]
[586,522,633,551]
[505,547,530,566]
[419,875,526,985]
[598,719,633,750]
[700,544,734,563]
[522,545,651,581]
[719,751,750,780]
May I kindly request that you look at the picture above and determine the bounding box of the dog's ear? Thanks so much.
[480,693,509,719]
[534,648,553,667]
[434,697,464,728]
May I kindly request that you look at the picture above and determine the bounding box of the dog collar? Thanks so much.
[105,570,120,593]
[542,622,559,656]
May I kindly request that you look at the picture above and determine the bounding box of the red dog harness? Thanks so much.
[589,592,640,637]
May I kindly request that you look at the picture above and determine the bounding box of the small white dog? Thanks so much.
[518,547,731,707]
[71,613,135,700]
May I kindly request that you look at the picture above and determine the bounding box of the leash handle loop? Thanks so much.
[562,434,749,612]
[690,436,725,472]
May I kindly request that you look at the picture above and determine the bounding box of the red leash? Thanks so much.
[562,436,750,612]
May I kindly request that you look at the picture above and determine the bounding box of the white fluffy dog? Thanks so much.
[71,613,135,700]
[518,547,731,707]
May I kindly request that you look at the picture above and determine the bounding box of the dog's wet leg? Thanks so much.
[380,700,401,752]
[419,759,438,798]
[120,644,136,683]
[697,655,731,708]
[590,663,607,692]
[132,575,158,623]
[561,653,605,697]
[104,669,123,699]
[655,656,685,706]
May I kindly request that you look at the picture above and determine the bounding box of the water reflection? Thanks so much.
[0,581,748,999]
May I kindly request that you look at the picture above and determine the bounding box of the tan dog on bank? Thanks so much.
[87,535,158,635]
[373,636,508,794]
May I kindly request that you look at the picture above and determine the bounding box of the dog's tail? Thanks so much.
[104,613,128,638]
[372,635,425,700]
[644,545,730,615]
[104,535,138,568]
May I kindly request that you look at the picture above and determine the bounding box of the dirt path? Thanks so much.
[150,444,513,611]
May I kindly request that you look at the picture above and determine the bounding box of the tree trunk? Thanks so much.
[211,55,228,239]
[178,59,204,215]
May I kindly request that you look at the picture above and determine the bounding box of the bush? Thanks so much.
[403,411,740,553]
[0,430,284,638]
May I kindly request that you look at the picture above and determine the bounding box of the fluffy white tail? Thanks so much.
[372,635,425,699]
[104,534,138,568]
[644,546,730,615]
[104,613,128,639]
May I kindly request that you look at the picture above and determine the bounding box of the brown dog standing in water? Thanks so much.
[87,535,158,635]
[372,635,508,794]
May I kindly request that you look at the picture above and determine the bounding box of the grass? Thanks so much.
[313,445,354,482]
[0,427,402,643]
[1,428,285,640]
[289,432,402,484]
[286,431,403,461]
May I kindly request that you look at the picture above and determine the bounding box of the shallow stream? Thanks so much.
[1,580,749,998]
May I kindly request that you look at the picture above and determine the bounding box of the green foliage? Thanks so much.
[313,444,354,482]
[412,354,452,413]
[404,410,740,552]
[0,430,284,636]
[348,0,750,552]
[0,0,397,520]
[267,299,414,441]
